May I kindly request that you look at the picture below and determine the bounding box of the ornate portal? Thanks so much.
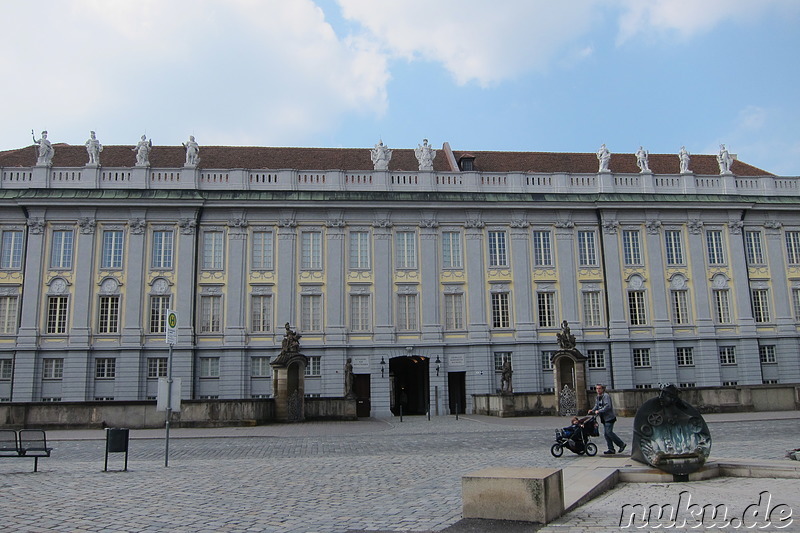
[270,323,309,422]
[551,321,590,414]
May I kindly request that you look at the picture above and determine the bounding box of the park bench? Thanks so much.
[0,429,53,472]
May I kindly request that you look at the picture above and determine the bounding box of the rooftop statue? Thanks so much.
[85,131,103,166]
[370,140,392,171]
[635,146,650,173]
[415,139,436,171]
[32,130,54,166]
[678,146,691,174]
[717,144,733,175]
[183,135,200,166]
[597,144,610,173]
[133,135,152,167]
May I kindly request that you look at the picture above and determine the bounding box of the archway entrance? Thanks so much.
[389,355,429,415]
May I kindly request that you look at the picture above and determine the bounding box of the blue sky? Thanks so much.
[2,0,799,174]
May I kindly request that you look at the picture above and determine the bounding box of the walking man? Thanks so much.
[589,383,626,455]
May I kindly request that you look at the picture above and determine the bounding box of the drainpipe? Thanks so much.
[595,208,615,390]
[190,206,203,400]
[739,208,763,385]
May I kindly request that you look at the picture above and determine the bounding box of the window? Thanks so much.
[635,384,653,390]
[251,357,271,377]
[722,380,738,386]
[0,359,12,380]
[200,295,222,333]
[301,231,323,270]
[706,230,725,264]
[43,358,63,379]
[97,296,120,334]
[794,288,800,320]
[305,356,321,376]
[0,296,17,334]
[50,230,74,269]
[759,345,776,364]
[251,295,272,333]
[577,231,597,266]
[491,292,510,328]
[622,230,642,265]
[744,231,764,265]
[301,294,322,332]
[587,349,605,369]
[47,296,68,334]
[582,292,602,327]
[444,293,464,330]
[350,294,371,331]
[395,232,417,269]
[147,358,168,378]
[101,230,124,269]
[149,295,170,333]
[0,230,23,269]
[713,290,731,323]
[762,379,778,385]
[751,289,771,323]
[664,230,684,265]
[532,231,552,266]
[633,348,651,368]
[397,294,418,331]
[494,352,512,371]
[719,346,736,365]
[677,347,694,366]
[679,382,696,388]
[786,231,800,265]
[251,231,274,270]
[671,291,690,325]
[488,231,508,267]
[202,231,224,270]
[628,291,647,325]
[95,358,116,379]
[200,357,220,378]
[541,351,554,370]
[152,230,174,269]
[349,231,370,269]
[442,231,462,269]
[537,292,555,327]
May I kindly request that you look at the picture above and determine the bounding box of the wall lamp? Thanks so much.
[380,356,386,378]
[435,355,441,377]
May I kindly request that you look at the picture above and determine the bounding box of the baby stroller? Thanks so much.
[550,415,599,457]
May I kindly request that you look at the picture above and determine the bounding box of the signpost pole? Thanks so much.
[164,310,178,468]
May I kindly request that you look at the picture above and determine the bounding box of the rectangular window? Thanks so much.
[541,351,554,370]
[101,230,124,269]
[713,290,731,323]
[301,294,322,332]
[349,231,370,269]
[677,347,694,366]
[444,293,464,330]
[532,230,552,266]
[633,348,651,368]
[42,358,63,379]
[147,358,168,379]
[794,289,800,320]
[350,294,371,331]
[706,230,725,264]
[442,231,463,269]
[395,232,417,269]
[582,292,602,327]
[679,382,696,388]
[305,356,321,376]
[151,230,174,269]
[47,296,68,334]
[494,352,512,371]
[0,296,17,334]
[491,292,511,328]
[537,292,555,327]
[251,295,272,333]
[95,358,116,379]
[719,347,736,365]
[200,295,222,333]
[587,349,605,369]
[488,231,508,267]
[200,357,220,378]
[759,345,776,364]
[301,231,323,270]
[251,356,271,377]
[722,380,738,386]
[202,231,224,270]
[97,295,120,334]
[744,230,764,265]
[628,291,647,325]
[50,230,74,269]
[664,230,684,265]
[786,231,800,265]
[622,230,642,266]
[671,291,690,325]
[751,289,771,323]
[251,231,274,270]
[149,295,170,334]
[396,294,418,331]
[0,359,11,380]
[635,384,653,390]
[0,230,23,269]
[577,231,597,266]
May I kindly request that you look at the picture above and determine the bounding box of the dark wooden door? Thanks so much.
[448,372,466,414]
[354,374,371,417]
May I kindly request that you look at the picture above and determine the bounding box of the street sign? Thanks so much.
[166,309,178,345]
[156,377,182,413]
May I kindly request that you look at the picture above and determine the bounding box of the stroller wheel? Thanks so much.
[550,443,564,457]
[586,442,598,456]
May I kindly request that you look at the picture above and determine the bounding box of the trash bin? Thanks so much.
[104,428,129,471]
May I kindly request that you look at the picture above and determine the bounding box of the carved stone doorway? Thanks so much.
[271,354,308,422]
[551,349,589,416]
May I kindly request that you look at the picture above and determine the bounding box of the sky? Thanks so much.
[1,0,799,175]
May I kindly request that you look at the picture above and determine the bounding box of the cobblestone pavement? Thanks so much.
[0,412,798,532]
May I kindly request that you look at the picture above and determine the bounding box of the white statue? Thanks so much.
[183,135,200,166]
[717,144,733,174]
[32,129,54,166]
[85,131,103,166]
[415,139,436,171]
[370,140,391,171]
[133,135,152,166]
[678,146,691,174]
[635,146,650,173]
[597,144,611,173]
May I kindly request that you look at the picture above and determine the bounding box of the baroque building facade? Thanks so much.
[0,137,798,417]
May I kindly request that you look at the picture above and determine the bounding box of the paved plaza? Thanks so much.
[1,411,798,532]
